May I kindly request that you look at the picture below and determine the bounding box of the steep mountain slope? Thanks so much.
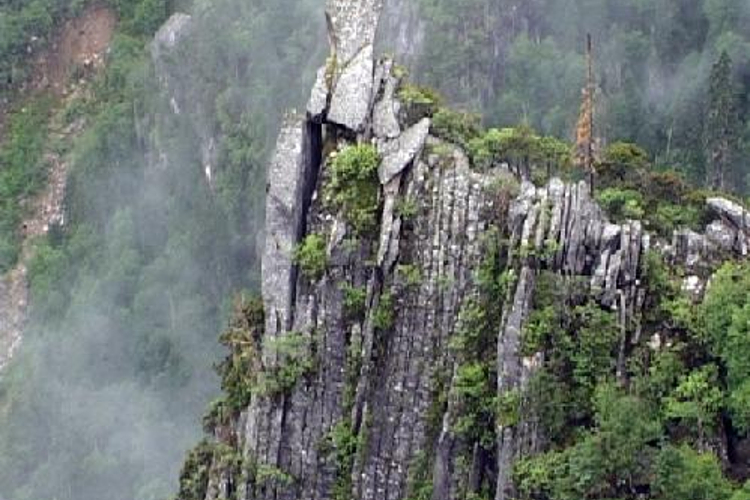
[0,1,325,499]
[173,2,750,500]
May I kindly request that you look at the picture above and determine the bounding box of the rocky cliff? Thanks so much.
[173,2,750,500]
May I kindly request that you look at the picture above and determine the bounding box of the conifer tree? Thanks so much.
[705,51,741,192]
[576,34,596,192]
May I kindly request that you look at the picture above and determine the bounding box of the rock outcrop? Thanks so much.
[175,2,750,500]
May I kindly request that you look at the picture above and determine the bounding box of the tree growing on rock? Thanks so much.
[575,34,597,192]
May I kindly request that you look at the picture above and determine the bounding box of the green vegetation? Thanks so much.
[395,196,419,220]
[430,108,483,148]
[705,51,742,191]
[398,82,443,124]
[0,96,53,270]
[254,463,294,486]
[217,295,264,411]
[373,291,395,331]
[513,259,750,500]
[326,143,382,235]
[467,125,572,180]
[397,264,422,288]
[0,0,172,97]
[218,297,316,404]
[0,0,325,499]
[294,233,328,281]
[417,0,750,193]
[176,440,215,500]
[257,331,317,396]
[341,283,367,320]
[596,142,708,235]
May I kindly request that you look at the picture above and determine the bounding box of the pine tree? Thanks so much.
[575,34,596,191]
[704,51,741,192]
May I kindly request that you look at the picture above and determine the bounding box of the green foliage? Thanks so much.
[597,188,646,221]
[655,445,734,500]
[453,361,497,447]
[417,0,750,192]
[373,291,395,331]
[594,141,707,235]
[430,108,482,147]
[468,126,536,171]
[341,283,367,320]
[0,96,53,271]
[698,262,750,432]
[395,196,419,220]
[398,83,443,106]
[497,388,521,427]
[704,51,742,192]
[598,142,650,185]
[176,440,214,500]
[397,264,422,288]
[516,383,661,500]
[0,1,327,499]
[218,296,264,412]
[325,419,360,500]
[663,365,724,440]
[468,124,572,182]
[256,331,316,397]
[326,144,382,235]
[294,234,328,281]
[254,463,294,486]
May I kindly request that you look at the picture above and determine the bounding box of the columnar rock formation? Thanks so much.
[178,2,750,499]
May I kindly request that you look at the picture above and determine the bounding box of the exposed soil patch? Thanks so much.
[0,4,116,135]
[0,4,116,373]
[33,4,117,96]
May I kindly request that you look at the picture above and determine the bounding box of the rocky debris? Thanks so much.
[328,44,375,132]
[708,197,750,231]
[30,4,116,97]
[377,117,430,183]
[372,58,401,139]
[0,113,81,375]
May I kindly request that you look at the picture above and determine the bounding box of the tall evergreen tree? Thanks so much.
[704,51,741,192]
[576,34,596,191]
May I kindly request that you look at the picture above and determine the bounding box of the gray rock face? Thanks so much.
[152,13,193,54]
[708,197,750,230]
[326,0,383,65]
[307,65,330,121]
[328,44,375,132]
[372,58,402,139]
[261,115,318,342]
[494,180,649,500]
[377,117,430,183]
[151,13,195,107]
[186,2,750,499]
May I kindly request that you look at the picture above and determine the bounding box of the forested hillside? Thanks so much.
[414,0,750,191]
[0,0,324,499]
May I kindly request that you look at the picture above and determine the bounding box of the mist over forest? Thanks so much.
[0,0,748,499]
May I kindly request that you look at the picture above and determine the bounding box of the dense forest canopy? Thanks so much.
[416,0,750,190]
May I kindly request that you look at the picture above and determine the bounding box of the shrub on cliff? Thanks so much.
[326,144,381,235]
